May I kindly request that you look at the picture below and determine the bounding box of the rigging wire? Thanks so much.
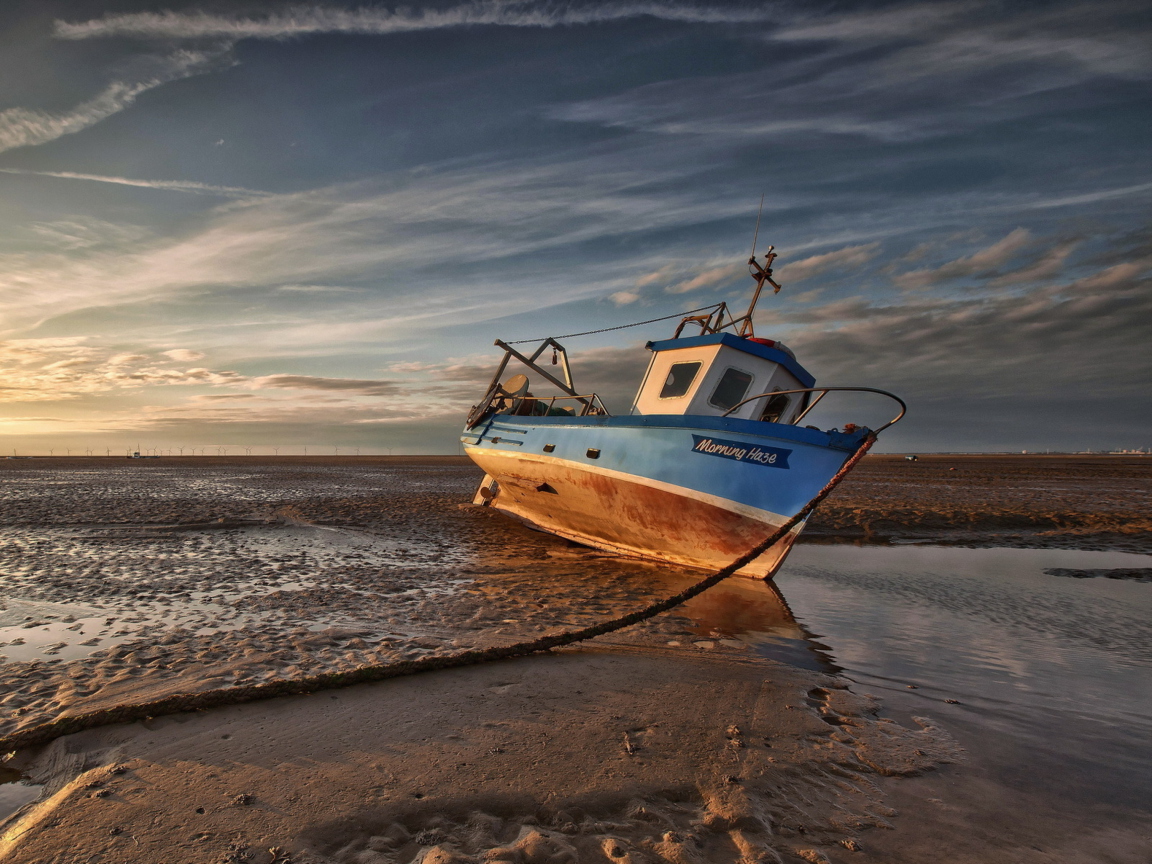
[506,302,724,344]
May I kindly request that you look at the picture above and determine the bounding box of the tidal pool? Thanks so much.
[681,543,1152,851]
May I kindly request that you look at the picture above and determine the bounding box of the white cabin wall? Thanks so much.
[634,343,804,421]
[742,366,805,424]
[631,345,722,415]
[628,351,658,415]
[682,346,781,419]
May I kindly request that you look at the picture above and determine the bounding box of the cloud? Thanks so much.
[250,375,403,396]
[0,153,755,337]
[777,258,1152,403]
[0,50,224,156]
[610,290,639,305]
[665,262,745,294]
[630,258,751,297]
[55,3,775,41]
[0,169,269,199]
[894,229,1032,289]
[162,349,206,362]
[772,1,1152,79]
[1008,181,1152,211]
[989,242,1077,286]
[635,264,680,287]
[0,338,493,446]
[0,340,173,402]
[1070,256,1152,290]
[405,343,652,414]
[549,2,1152,142]
[775,242,880,283]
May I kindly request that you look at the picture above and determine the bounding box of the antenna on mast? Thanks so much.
[735,192,783,337]
[750,192,765,259]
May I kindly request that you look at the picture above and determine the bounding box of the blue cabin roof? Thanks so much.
[646,332,816,388]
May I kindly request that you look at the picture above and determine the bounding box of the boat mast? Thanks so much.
[732,247,782,338]
[672,199,785,339]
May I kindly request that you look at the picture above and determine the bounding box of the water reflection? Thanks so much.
[0,764,41,823]
[688,543,1152,813]
[678,577,839,673]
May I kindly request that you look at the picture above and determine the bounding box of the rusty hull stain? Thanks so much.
[468,452,802,579]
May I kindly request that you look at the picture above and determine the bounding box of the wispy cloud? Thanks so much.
[0,340,421,413]
[1009,181,1152,211]
[989,242,1077,286]
[894,229,1033,289]
[55,2,775,41]
[776,258,1152,402]
[776,242,880,283]
[550,2,1152,142]
[250,375,403,396]
[665,262,745,294]
[0,168,268,199]
[0,152,754,337]
[0,50,224,156]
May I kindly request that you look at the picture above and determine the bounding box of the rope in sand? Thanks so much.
[0,435,877,754]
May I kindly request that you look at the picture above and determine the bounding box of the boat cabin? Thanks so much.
[631,332,815,423]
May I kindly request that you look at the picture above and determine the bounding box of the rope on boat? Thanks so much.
[0,435,876,754]
[506,303,724,344]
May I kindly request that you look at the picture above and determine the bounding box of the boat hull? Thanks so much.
[462,415,863,579]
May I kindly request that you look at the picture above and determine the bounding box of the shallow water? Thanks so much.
[0,765,40,823]
[764,545,1152,812]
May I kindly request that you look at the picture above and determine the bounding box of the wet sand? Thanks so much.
[0,456,1147,863]
[809,454,1152,552]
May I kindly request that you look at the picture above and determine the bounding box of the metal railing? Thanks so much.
[468,389,610,428]
[466,337,614,428]
[536,393,611,416]
[500,393,610,418]
[721,387,907,433]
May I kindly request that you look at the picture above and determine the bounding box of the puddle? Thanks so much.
[677,577,838,672]
[0,764,41,823]
[766,544,1152,811]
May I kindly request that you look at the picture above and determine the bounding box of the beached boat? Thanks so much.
[462,246,904,578]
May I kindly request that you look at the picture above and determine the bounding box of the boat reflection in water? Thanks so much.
[460,534,838,673]
[677,575,839,673]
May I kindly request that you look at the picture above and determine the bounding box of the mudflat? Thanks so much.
[0,456,1147,864]
[810,454,1152,551]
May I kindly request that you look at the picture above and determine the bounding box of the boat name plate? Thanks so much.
[690,434,791,469]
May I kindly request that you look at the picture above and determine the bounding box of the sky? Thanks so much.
[0,0,1149,455]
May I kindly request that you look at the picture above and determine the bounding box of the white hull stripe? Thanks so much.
[464,446,790,526]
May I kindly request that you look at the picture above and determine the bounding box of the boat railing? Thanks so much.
[538,393,611,416]
[466,337,611,428]
[721,387,907,433]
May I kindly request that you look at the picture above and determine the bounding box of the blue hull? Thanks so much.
[462,414,863,578]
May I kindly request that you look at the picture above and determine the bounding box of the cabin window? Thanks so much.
[709,368,754,412]
[759,389,791,423]
[659,362,702,399]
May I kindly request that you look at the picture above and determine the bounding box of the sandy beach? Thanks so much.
[0,456,1148,863]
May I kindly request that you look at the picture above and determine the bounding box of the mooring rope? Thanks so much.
[0,435,876,754]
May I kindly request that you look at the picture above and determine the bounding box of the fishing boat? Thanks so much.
[461,245,905,578]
